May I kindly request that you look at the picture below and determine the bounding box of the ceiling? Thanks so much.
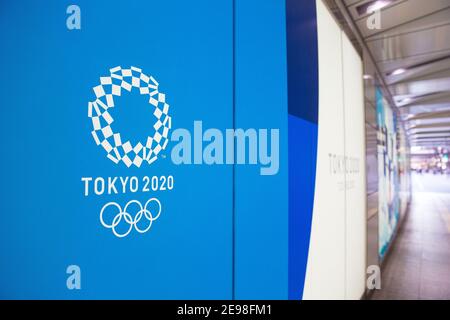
[340,0,450,148]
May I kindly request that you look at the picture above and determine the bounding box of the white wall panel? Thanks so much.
[303,0,346,299]
[303,0,367,300]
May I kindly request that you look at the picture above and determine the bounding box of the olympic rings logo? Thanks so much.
[100,198,162,238]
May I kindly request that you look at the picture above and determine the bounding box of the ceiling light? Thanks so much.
[356,0,395,15]
[366,0,393,13]
[363,74,373,80]
[390,68,406,76]
[401,97,412,104]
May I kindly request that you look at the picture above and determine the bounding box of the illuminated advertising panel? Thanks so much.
[376,87,400,259]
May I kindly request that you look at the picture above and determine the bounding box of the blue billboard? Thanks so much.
[0,0,340,299]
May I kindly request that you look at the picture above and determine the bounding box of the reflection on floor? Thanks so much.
[371,173,450,300]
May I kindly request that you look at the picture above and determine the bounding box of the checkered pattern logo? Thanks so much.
[88,66,171,167]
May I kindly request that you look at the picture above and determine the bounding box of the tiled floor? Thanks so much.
[370,173,450,300]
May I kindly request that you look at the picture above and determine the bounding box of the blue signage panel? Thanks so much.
[0,0,233,299]
[0,0,320,299]
[234,0,289,299]
[286,0,319,300]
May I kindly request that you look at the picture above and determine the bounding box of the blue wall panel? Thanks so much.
[0,0,321,299]
[0,0,233,299]
[234,0,289,299]
[286,0,319,299]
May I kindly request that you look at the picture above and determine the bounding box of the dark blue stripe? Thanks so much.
[286,0,319,123]
[288,116,318,299]
[286,0,319,300]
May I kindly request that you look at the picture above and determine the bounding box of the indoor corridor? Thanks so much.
[371,173,450,300]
